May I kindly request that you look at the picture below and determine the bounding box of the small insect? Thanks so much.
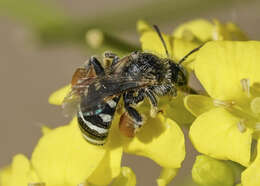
[63,25,202,145]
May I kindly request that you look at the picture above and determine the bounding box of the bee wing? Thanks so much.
[72,74,158,112]
[62,89,81,117]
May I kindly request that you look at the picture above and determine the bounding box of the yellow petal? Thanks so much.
[225,22,248,41]
[88,115,123,185]
[241,138,260,186]
[213,20,248,41]
[195,41,260,101]
[173,19,214,42]
[139,30,173,58]
[110,167,136,186]
[87,149,123,186]
[137,20,172,58]
[138,20,200,70]
[213,19,232,41]
[184,95,215,117]
[48,84,71,105]
[31,118,106,186]
[156,168,178,186]
[0,154,40,186]
[172,38,201,69]
[136,20,153,34]
[123,114,185,168]
[190,108,252,167]
[41,125,52,135]
[0,165,11,186]
[160,92,195,126]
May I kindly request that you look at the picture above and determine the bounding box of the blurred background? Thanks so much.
[0,0,259,185]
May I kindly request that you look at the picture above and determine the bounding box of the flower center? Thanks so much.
[214,79,260,136]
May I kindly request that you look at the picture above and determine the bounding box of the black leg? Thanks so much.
[145,89,159,117]
[103,51,120,66]
[123,92,143,128]
[125,106,142,124]
[88,56,105,76]
[133,89,145,104]
[123,89,145,105]
[145,89,158,107]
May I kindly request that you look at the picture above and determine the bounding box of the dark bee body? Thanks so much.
[66,51,187,145]
[77,96,120,145]
[64,26,202,145]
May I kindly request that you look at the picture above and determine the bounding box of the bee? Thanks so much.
[63,25,202,145]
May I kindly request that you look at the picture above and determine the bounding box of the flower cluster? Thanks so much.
[185,40,260,186]
[1,18,259,186]
[138,19,259,186]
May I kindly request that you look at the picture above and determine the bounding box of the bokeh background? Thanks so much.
[0,0,260,185]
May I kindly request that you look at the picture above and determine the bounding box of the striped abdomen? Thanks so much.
[77,96,120,145]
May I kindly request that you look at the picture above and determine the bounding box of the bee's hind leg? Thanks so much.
[123,92,144,129]
[71,56,104,86]
[124,105,143,130]
[86,56,105,76]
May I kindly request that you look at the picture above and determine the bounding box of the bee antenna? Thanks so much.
[153,25,169,58]
[178,44,204,65]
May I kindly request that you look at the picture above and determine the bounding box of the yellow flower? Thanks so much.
[184,41,260,185]
[31,117,116,186]
[173,19,248,42]
[172,19,248,70]
[0,121,137,186]
[41,85,186,186]
[0,154,40,186]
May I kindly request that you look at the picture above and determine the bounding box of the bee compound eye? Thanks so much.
[176,65,187,86]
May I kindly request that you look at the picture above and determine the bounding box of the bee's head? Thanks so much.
[152,25,202,87]
[168,60,187,86]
